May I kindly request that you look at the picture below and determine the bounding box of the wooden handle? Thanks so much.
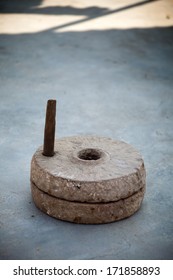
[43,99,56,156]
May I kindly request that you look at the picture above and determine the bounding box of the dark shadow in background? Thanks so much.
[0,0,158,15]
[0,0,159,31]
[0,0,173,260]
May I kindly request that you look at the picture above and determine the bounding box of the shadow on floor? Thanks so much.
[0,0,173,261]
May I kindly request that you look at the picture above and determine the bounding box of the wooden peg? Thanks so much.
[43,99,56,156]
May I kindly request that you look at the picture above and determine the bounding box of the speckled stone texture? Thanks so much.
[31,182,145,224]
[30,136,146,223]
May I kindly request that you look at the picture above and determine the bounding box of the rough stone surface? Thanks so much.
[31,136,146,203]
[31,182,145,224]
[31,136,146,223]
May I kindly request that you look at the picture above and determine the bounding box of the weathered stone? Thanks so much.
[30,136,146,223]
[31,136,146,203]
[31,182,145,224]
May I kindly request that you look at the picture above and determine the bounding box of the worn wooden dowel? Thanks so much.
[43,99,56,157]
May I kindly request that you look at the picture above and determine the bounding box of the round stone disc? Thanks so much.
[31,182,145,224]
[31,136,146,203]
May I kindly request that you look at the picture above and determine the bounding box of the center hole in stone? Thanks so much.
[78,148,102,161]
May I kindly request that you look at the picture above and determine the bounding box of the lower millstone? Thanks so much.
[31,182,145,224]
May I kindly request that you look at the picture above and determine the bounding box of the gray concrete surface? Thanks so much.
[0,0,173,259]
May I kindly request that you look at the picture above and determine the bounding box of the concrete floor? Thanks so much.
[0,0,173,260]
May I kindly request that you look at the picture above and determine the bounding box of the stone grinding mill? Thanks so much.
[30,100,146,224]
